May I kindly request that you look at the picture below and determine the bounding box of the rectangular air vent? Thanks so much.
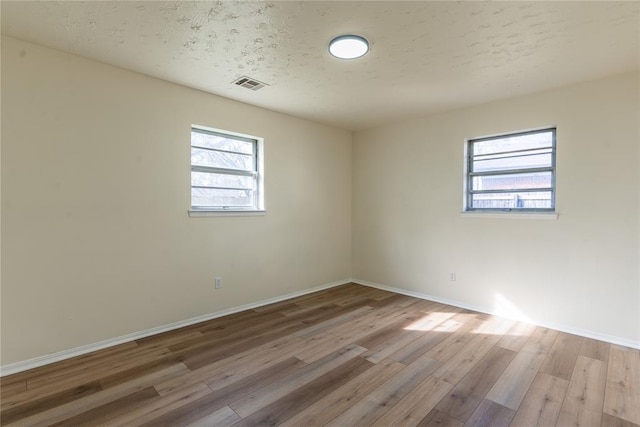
[233,76,268,91]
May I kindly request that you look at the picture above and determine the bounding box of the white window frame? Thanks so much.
[463,128,556,214]
[189,125,264,216]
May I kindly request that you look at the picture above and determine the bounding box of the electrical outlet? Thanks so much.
[449,272,456,282]
[215,277,222,289]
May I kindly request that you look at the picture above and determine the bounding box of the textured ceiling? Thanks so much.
[2,1,639,131]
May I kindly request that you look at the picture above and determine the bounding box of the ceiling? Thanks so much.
[2,1,639,131]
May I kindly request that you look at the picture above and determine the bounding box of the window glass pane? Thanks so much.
[472,151,552,172]
[472,131,553,156]
[191,131,254,154]
[191,172,255,190]
[191,147,254,171]
[471,191,553,209]
[191,188,255,208]
[472,171,552,191]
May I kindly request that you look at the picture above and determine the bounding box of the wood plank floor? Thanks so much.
[1,283,639,426]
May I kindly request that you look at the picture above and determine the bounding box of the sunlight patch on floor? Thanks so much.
[404,311,479,332]
[403,311,460,331]
[473,314,515,335]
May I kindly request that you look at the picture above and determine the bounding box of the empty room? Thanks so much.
[1,1,639,426]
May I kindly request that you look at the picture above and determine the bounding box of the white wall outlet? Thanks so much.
[214,277,222,289]
[449,272,456,281]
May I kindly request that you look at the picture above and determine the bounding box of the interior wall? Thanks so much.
[1,36,352,365]
[353,72,640,346]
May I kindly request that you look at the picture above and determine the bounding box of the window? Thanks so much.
[465,128,556,212]
[190,126,264,212]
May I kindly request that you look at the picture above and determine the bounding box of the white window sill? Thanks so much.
[189,210,266,218]
[460,211,558,220]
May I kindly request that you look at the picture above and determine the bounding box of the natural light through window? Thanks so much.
[465,128,556,212]
[190,126,264,214]
[403,300,532,337]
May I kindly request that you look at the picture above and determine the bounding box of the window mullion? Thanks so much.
[191,165,257,177]
[192,185,254,191]
[191,145,254,156]
[469,166,553,177]
[472,146,552,159]
[469,188,553,194]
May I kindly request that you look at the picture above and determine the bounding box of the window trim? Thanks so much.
[463,127,557,213]
[189,125,264,215]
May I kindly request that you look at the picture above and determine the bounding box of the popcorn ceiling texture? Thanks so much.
[2,1,638,130]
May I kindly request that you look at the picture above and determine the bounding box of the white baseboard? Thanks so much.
[353,278,640,350]
[5,277,636,377]
[0,278,351,377]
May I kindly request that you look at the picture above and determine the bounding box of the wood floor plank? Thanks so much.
[97,358,183,389]
[408,307,465,330]
[363,288,398,301]
[485,326,558,410]
[0,381,103,425]
[181,321,307,370]
[388,311,475,365]
[367,293,427,309]
[435,345,516,423]
[282,295,347,315]
[168,311,286,352]
[539,331,584,381]
[603,345,640,425]
[138,357,307,427]
[155,334,304,395]
[431,323,505,386]
[496,320,536,352]
[229,344,366,417]
[455,345,517,395]
[134,329,204,348]
[279,358,405,427]
[294,305,374,339]
[355,312,426,350]
[556,355,608,427]
[232,356,373,426]
[425,316,486,363]
[510,372,569,427]
[282,359,405,427]
[2,284,636,427]
[601,413,640,427]
[324,354,440,426]
[580,337,610,362]
[464,399,515,427]
[25,347,173,393]
[12,342,139,386]
[105,382,212,427]
[294,301,425,363]
[417,409,464,427]
[318,295,380,307]
[49,386,160,427]
[0,379,26,401]
[185,406,240,427]
[193,333,300,392]
[3,363,189,427]
[21,342,155,384]
[371,376,453,427]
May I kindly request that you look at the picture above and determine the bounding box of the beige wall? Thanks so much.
[353,72,640,346]
[1,37,352,365]
[2,35,639,368]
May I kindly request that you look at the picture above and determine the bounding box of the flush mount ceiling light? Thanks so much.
[328,34,369,59]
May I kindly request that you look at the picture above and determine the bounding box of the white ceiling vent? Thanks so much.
[233,76,268,91]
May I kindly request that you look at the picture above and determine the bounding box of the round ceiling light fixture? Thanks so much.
[328,35,369,59]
